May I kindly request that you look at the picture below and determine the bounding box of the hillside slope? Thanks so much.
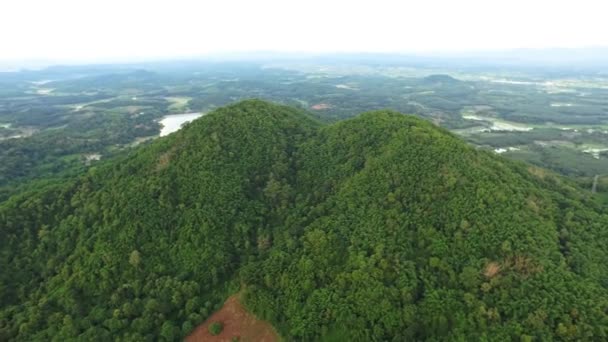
[1,100,607,341]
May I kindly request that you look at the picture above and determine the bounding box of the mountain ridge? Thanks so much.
[1,100,607,341]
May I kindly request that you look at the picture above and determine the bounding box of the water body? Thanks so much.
[462,114,533,132]
[582,148,608,159]
[159,113,203,137]
[335,84,358,90]
[494,147,521,154]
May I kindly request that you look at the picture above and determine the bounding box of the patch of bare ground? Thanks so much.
[527,166,548,180]
[311,103,331,110]
[156,147,176,171]
[484,256,542,280]
[186,295,280,342]
[484,261,501,278]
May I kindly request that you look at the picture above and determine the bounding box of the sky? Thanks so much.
[1,0,607,63]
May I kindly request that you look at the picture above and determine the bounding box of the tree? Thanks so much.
[160,321,178,341]
[208,322,223,336]
[129,250,141,268]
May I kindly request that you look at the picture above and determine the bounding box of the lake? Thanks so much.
[159,113,203,137]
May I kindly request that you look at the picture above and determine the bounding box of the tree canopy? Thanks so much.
[1,100,607,341]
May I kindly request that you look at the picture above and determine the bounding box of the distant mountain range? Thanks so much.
[3,47,608,72]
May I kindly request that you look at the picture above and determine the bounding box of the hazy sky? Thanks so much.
[1,0,607,62]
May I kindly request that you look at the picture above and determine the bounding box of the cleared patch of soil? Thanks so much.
[311,103,331,110]
[186,295,279,342]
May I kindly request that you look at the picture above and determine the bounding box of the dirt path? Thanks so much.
[186,295,280,342]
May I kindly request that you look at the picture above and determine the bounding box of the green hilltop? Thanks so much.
[1,100,608,340]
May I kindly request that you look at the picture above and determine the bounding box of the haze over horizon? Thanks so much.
[2,0,608,66]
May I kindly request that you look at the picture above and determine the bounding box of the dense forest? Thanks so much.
[1,100,608,340]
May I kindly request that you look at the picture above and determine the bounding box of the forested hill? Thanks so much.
[1,100,608,341]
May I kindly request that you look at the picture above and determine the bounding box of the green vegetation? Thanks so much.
[2,62,608,199]
[209,322,223,336]
[1,100,608,341]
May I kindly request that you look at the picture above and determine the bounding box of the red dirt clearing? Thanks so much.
[311,103,331,110]
[186,295,280,342]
